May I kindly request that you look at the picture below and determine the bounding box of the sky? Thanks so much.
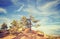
[0,0,60,36]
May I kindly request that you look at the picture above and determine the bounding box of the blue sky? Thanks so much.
[0,0,60,36]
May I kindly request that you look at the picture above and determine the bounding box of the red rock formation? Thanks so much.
[13,28,47,39]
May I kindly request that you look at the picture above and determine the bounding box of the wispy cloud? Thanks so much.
[17,4,24,12]
[23,4,59,17]
[0,17,11,26]
[11,0,18,5]
[39,0,59,10]
[22,0,60,33]
[32,25,60,36]
[0,8,7,13]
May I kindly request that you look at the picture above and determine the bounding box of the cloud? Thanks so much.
[32,25,60,36]
[23,0,60,25]
[0,8,7,13]
[23,5,59,17]
[37,0,60,15]
[0,17,11,29]
[23,0,60,15]
[23,1,60,25]
[39,0,58,10]
[11,14,24,20]
[11,0,25,12]
[17,4,24,12]
[11,0,18,5]
[39,25,60,36]
[0,17,11,26]
[23,6,39,14]
[11,0,24,5]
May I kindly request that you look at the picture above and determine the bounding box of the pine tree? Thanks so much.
[1,23,8,30]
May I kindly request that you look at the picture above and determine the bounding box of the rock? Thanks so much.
[21,36,29,39]
[0,30,9,38]
[12,29,47,39]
